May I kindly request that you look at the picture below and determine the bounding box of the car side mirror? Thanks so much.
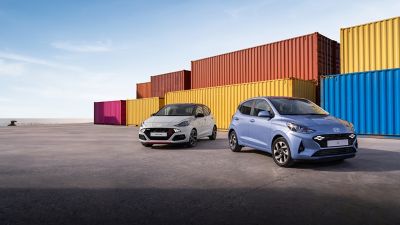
[196,113,205,118]
[258,111,271,118]
[151,113,156,116]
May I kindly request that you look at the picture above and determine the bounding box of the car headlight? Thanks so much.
[140,128,146,133]
[175,120,190,127]
[287,122,315,134]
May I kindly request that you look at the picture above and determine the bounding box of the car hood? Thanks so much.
[279,115,353,133]
[143,116,193,126]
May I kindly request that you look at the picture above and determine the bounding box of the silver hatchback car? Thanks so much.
[228,97,358,167]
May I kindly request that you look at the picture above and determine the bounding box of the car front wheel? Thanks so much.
[272,137,294,167]
[187,129,197,147]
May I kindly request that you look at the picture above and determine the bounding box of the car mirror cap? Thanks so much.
[258,111,271,118]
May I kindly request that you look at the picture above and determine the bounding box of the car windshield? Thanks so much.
[269,98,328,115]
[154,104,195,116]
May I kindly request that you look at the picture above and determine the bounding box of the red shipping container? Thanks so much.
[151,70,191,98]
[94,100,126,125]
[191,32,339,89]
[136,82,152,99]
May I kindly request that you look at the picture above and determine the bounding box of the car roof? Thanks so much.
[165,103,203,107]
[248,96,308,100]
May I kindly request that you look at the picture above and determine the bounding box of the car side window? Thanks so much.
[195,106,204,116]
[202,105,210,116]
[239,100,253,115]
[251,99,272,117]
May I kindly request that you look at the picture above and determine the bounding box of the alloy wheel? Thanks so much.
[273,141,289,164]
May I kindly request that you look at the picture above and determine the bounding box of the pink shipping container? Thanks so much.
[151,70,191,98]
[94,100,126,125]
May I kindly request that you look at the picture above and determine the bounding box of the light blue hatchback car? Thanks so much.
[228,97,358,167]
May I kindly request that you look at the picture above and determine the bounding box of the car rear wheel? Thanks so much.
[141,143,153,147]
[209,125,217,140]
[272,137,294,167]
[229,130,242,152]
[187,129,197,147]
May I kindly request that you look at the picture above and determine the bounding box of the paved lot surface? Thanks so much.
[0,124,399,225]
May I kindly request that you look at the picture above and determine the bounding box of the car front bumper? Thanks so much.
[286,132,358,161]
[138,126,191,144]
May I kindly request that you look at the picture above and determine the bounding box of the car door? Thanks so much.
[248,99,274,151]
[194,106,207,137]
[202,105,214,136]
[233,100,255,146]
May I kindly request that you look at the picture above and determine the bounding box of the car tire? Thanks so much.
[187,129,198,147]
[229,130,242,152]
[272,137,294,167]
[209,125,217,140]
[141,143,153,147]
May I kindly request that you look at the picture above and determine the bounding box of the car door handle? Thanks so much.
[234,117,239,121]
[250,119,255,123]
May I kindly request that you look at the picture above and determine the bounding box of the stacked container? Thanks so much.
[321,17,400,136]
[136,82,152,99]
[191,32,339,89]
[151,70,191,98]
[94,100,126,125]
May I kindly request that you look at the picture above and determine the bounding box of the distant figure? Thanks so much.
[8,120,17,126]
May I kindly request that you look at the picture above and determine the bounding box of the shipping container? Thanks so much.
[340,17,400,74]
[166,78,316,130]
[321,68,400,136]
[136,82,152,99]
[191,32,339,89]
[94,100,126,125]
[126,97,165,126]
[151,70,191,98]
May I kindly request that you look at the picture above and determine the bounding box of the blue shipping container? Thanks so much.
[321,68,400,136]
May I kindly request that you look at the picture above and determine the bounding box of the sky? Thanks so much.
[0,0,399,118]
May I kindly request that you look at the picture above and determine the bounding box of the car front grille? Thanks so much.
[312,147,357,157]
[313,133,356,148]
[143,128,175,140]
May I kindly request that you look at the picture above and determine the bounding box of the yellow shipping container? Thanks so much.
[165,79,316,130]
[341,17,400,73]
[126,97,164,126]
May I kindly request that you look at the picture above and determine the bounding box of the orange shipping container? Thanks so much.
[151,70,191,98]
[136,82,152,99]
[191,32,339,89]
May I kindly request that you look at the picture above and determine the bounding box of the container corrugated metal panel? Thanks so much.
[126,97,165,126]
[191,32,339,89]
[136,82,152,99]
[151,70,191,98]
[94,100,126,125]
[166,79,316,130]
[340,17,400,73]
[321,68,400,136]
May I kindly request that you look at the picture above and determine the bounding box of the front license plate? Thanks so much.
[150,132,167,137]
[327,139,348,147]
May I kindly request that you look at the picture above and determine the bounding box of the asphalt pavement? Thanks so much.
[0,124,399,225]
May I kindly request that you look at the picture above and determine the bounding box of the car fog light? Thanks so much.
[349,133,356,139]
[313,136,325,141]
[173,128,181,133]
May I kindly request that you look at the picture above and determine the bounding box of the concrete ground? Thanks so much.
[0,124,399,225]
